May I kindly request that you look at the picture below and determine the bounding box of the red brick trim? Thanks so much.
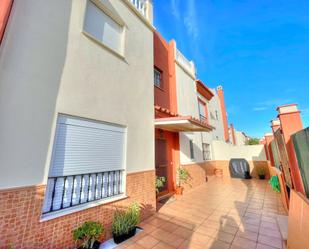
[0,170,156,248]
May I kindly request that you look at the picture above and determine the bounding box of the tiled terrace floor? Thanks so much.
[117,177,286,249]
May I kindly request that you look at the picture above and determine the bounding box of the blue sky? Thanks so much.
[153,0,309,138]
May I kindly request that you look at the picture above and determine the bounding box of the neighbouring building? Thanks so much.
[153,31,214,196]
[154,31,237,192]
[0,0,155,248]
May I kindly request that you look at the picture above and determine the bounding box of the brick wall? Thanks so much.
[0,170,156,249]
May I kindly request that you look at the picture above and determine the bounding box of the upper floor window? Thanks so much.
[154,68,162,88]
[83,0,125,55]
[189,140,195,159]
[42,115,126,218]
[198,99,207,123]
[215,110,219,120]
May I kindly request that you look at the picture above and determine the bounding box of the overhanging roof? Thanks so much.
[155,116,214,132]
[196,80,214,101]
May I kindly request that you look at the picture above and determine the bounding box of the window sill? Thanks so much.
[82,31,126,61]
[154,85,165,92]
[40,194,128,222]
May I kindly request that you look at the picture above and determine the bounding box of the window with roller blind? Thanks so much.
[42,115,126,217]
[83,0,125,56]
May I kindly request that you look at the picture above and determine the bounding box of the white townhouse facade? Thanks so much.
[174,45,226,165]
[0,0,155,248]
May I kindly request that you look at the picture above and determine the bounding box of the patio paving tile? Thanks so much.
[121,178,286,249]
[135,234,159,248]
[231,236,257,249]
[152,241,175,249]
[258,234,283,249]
[236,230,258,241]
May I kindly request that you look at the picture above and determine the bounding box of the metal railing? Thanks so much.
[130,0,148,17]
[175,49,195,76]
[199,114,207,123]
[42,170,124,214]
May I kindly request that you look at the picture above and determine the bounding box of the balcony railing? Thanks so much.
[199,114,207,123]
[176,49,196,76]
[130,0,148,17]
[42,170,124,214]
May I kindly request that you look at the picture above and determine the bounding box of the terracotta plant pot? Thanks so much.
[214,169,223,177]
[175,186,184,195]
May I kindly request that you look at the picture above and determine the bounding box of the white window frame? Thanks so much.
[41,114,128,221]
[83,0,126,58]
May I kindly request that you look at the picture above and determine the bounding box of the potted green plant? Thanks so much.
[111,202,141,244]
[175,167,190,195]
[73,221,104,249]
[257,167,266,179]
[155,176,166,195]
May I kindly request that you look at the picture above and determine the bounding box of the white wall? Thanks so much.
[175,63,204,164]
[207,89,225,141]
[235,131,247,146]
[211,140,267,161]
[0,0,154,189]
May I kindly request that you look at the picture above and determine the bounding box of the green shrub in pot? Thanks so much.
[73,221,104,249]
[111,202,141,243]
[155,176,166,194]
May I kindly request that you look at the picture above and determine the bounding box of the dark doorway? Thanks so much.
[155,138,168,194]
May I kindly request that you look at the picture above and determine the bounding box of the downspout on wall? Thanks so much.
[217,85,229,143]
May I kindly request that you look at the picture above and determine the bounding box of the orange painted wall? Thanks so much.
[153,32,177,114]
[217,87,229,142]
[155,129,179,192]
[279,111,305,194]
[230,124,236,145]
[287,190,309,249]
[0,0,13,44]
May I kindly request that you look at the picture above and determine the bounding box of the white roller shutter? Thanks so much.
[50,115,126,177]
[42,115,126,215]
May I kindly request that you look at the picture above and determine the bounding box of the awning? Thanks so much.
[155,116,214,132]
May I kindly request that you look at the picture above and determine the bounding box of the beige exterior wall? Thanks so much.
[0,0,154,189]
[175,56,226,164]
[207,89,225,141]
[175,62,205,164]
[211,140,267,161]
[235,130,247,145]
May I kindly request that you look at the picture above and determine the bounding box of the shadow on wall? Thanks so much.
[0,0,73,188]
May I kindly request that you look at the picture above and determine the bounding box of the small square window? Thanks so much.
[154,68,162,88]
[189,140,195,159]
